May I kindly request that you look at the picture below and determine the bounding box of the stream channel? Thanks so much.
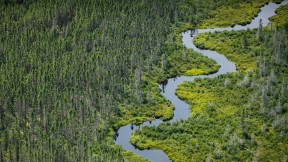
[114,1,288,161]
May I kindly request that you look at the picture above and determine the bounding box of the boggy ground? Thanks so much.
[130,3,288,162]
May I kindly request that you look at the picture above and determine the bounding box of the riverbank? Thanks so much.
[125,0,286,161]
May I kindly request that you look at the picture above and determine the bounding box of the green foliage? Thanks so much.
[197,0,282,28]
[112,25,220,129]
[0,0,221,161]
[194,30,261,71]
[176,0,274,28]
[269,4,288,28]
[0,0,177,161]
[131,19,288,162]
[160,27,220,79]
[1,0,287,161]
[198,0,268,28]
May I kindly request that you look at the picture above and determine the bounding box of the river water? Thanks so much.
[114,1,288,161]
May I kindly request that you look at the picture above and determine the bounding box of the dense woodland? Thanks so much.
[131,3,288,162]
[1,0,177,161]
[1,0,287,162]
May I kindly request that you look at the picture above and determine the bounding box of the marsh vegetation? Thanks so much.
[1,0,288,161]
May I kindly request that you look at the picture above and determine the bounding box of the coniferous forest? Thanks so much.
[1,0,288,161]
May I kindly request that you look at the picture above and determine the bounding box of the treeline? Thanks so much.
[0,0,178,161]
[1,0,284,161]
[131,20,288,161]
[177,0,280,28]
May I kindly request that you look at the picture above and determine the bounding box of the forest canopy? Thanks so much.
[1,0,288,162]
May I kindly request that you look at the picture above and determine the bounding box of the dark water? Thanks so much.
[114,1,288,161]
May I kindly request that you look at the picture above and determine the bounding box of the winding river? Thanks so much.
[114,1,288,161]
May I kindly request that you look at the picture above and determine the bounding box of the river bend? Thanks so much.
[114,1,288,161]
